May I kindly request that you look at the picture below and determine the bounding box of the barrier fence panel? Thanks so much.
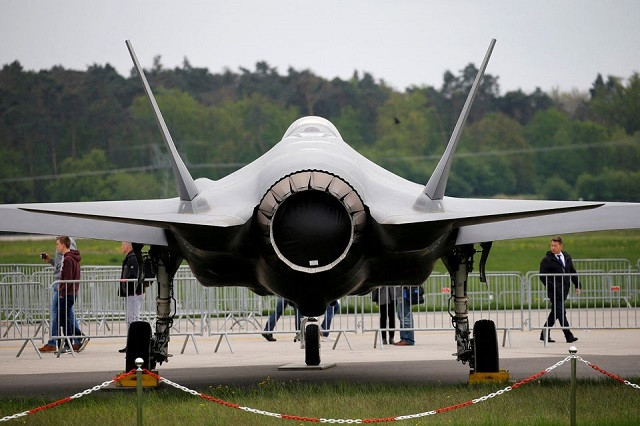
[572,258,632,273]
[0,264,51,277]
[204,287,265,334]
[0,280,46,344]
[359,272,525,343]
[528,272,640,331]
[3,264,640,357]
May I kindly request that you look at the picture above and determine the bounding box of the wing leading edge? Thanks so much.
[456,201,640,244]
[0,206,168,245]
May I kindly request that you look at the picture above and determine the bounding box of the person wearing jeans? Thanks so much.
[320,300,340,341]
[262,297,302,341]
[39,237,86,352]
[394,287,415,346]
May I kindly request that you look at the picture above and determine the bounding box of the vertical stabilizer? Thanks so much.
[126,40,199,202]
[419,39,496,205]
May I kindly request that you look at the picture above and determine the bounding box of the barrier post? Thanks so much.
[136,357,144,426]
[569,346,577,426]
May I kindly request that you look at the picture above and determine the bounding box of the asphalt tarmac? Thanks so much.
[1,329,639,398]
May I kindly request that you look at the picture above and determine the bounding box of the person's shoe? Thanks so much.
[566,336,578,343]
[381,339,388,345]
[540,334,556,343]
[71,344,82,352]
[38,344,57,353]
[118,347,127,353]
[77,334,90,352]
[321,335,334,343]
[389,338,396,345]
[262,333,276,342]
[393,340,414,346]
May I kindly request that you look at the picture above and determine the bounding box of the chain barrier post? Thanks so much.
[135,357,144,426]
[569,346,577,426]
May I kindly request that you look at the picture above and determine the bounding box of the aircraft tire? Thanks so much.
[473,319,499,372]
[125,321,152,372]
[304,323,321,366]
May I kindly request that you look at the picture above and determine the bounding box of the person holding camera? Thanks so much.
[38,237,88,353]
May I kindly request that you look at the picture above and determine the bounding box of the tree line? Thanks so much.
[0,57,638,204]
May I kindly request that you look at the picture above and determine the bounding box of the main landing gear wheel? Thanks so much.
[304,323,321,366]
[126,321,153,372]
[472,319,499,372]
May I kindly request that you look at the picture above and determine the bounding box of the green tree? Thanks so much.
[576,170,640,202]
[541,176,574,200]
[461,113,535,194]
[0,148,34,203]
[589,73,640,134]
[209,94,300,165]
[364,91,441,183]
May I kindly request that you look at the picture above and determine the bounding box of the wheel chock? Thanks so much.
[468,369,510,384]
[116,371,160,388]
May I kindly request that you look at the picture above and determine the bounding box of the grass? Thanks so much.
[0,238,124,266]
[2,230,640,273]
[1,379,639,425]
[487,230,640,274]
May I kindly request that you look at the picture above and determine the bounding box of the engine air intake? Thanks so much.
[257,171,365,273]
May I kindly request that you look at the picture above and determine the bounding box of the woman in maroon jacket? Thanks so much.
[57,236,84,351]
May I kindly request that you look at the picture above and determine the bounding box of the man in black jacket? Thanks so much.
[118,241,143,353]
[539,236,581,343]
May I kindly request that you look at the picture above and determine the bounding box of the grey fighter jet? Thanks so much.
[1,39,639,370]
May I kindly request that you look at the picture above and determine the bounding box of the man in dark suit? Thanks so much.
[539,236,581,343]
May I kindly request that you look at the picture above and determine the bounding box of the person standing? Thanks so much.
[539,236,581,343]
[372,287,396,345]
[118,241,144,353]
[57,236,83,352]
[394,286,415,346]
[38,237,87,353]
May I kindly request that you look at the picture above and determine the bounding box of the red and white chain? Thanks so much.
[575,355,640,390]
[0,370,135,423]
[2,355,638,423]
[147,360,576,423]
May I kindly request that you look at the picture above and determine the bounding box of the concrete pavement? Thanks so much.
[1,328,639,397]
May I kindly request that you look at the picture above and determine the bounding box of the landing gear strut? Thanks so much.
[125,245,180,371]
[443,243,499,372]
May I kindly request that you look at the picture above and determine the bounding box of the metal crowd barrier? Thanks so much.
[0,278,46,358]
[359,272,525,347]
[572,258,633,273]
[528,272,640,333]
[2,262,640,358]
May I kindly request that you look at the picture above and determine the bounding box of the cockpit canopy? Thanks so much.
[282,116,342,140]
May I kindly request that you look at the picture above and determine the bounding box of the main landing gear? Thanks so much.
[443,243,500,374]
[124,246,180,373]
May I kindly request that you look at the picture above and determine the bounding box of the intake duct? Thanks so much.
[257,171,366,273]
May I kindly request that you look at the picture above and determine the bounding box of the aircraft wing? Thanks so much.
[0,197,250,246]
[455,201,640,244]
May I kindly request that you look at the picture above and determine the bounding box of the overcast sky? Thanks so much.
[1,0,639,94]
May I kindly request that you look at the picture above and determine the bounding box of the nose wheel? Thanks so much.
[304,321,321,366]
[299,317,321,366]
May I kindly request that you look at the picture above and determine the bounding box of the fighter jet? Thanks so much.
[1,39,639,370]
